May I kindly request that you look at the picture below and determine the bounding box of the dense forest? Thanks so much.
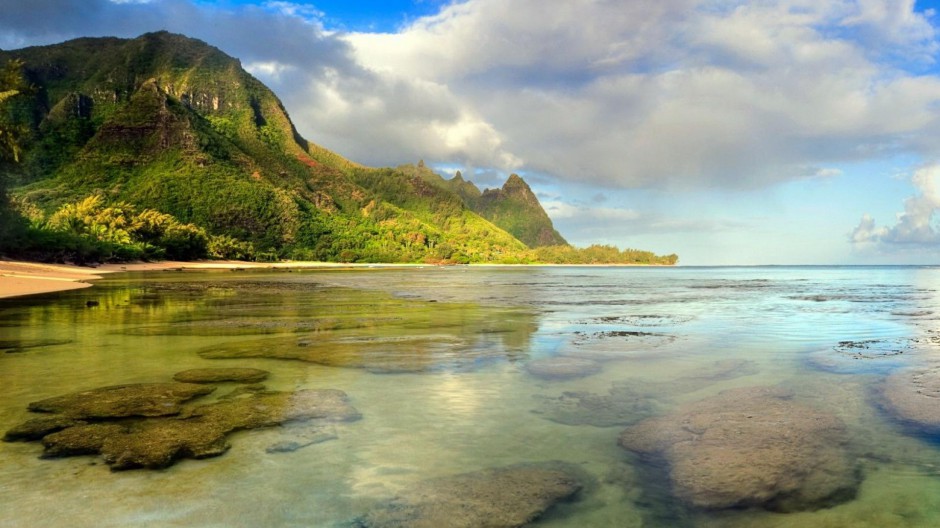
[0,33,677,266]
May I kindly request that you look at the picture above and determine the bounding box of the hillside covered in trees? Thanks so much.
[0,32,677,266]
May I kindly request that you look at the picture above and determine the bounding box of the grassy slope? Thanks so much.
[0,32,532,263]
[0,31,676,264]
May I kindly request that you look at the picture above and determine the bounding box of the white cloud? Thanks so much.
[4,0,940,195]
[851,163,940,248]
[243,61,296,81]
[542,201,641,222]
[346,0,940,190]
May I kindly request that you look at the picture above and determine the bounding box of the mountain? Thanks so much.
[391,163,566,248]
[0,32,676,265]
[469,174,567,247]
[0,32,531,262]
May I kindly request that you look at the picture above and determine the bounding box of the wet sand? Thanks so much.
[0,261,103,298]
[0,260,423,299]
[0,259,663,299]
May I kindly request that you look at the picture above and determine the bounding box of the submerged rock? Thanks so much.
[10,386,361,470]
[0,339,71,354]
[27,383,215,419]
[525,357,602,380]
[806,339,911,375]
[3,416,86,442]
[532,385,656,427]
[173,368,270,384]
[41,424,128,458]
[265,425,338,454]
[197,334,504,373]
[532,359,758,427]
[581,314,695,327]
[564,331,677,361]
[618,386,859,512]
[879,365,940,432]
[356,461,587,528]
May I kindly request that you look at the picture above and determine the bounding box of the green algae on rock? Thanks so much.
[27,383,216,419]
[173,368,270,384]
[618,386,860,512]
[356,461,587,528]
[2,416,86,442]
[6,383,361,470]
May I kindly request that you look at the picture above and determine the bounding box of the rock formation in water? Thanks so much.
[173,367,270,383]
[4,381,361,470]
[355,461,587,527]
[805,338,911,375]
[618,386,860,512]
[27,382,215,418]
[879,364,940,432]
[524,357,603,380]
[532,359,758,427]
[533,385,657,427]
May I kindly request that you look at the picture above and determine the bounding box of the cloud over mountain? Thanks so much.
[3,0,939,193]
[347,0,940,189]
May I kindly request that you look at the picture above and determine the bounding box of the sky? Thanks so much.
[5,1,940,264]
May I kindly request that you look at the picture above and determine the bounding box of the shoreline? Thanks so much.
[0,259,370,299]
[0,259,674,299]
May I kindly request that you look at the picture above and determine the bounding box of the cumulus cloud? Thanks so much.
[0,0,518,169]
[851,164,940,248]
[348,0,940,189]
[3,0,940,192]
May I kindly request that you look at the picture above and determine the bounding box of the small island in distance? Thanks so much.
[0,32,677,266]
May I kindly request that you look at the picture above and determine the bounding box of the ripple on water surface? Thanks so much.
[4,266,940,527]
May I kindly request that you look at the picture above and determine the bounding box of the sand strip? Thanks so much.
[0,260,365,299]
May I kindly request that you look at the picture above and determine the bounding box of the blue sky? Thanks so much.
[5,0,940,264]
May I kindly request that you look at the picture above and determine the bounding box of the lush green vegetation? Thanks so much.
[0,32,677,266]
[1,59,35,252]
[533,245,679,266]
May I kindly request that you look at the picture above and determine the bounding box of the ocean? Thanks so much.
[2,265,940,527]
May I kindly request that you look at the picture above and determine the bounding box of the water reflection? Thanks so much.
[7,267,940,526]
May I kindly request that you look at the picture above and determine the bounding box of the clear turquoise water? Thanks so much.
[3,266,940,527]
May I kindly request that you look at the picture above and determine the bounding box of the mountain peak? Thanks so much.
[504,173,527,188]
[475,174,567,247]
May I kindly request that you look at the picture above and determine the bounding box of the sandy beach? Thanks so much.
[0,259,662,299]
[0,260,358,299]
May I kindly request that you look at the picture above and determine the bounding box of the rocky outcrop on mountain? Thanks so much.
[471,174,568,248]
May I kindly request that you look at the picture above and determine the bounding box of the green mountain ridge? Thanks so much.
[472,174,568,247]
[0,31,677,265]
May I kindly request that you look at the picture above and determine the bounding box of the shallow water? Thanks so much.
[3,266,940,526]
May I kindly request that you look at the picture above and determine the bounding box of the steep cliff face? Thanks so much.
[390,163,567,249]
[449,170,483,204]
[472,174,568,248]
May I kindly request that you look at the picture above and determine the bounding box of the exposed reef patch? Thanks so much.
[173,368,270,384]
[619,386,860,512]
[355,461,588,528]
[532,359,758,427]
[525,357,603,380]
[4,379,360,470]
